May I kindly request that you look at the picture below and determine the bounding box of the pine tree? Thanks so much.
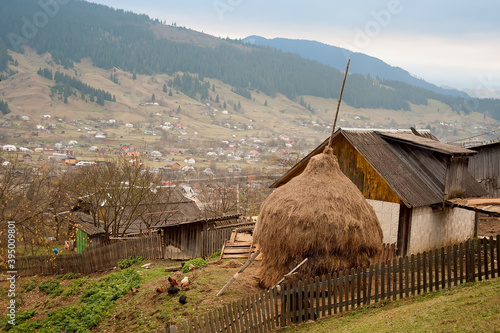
[223,101,227,109]
[163,84,167,92]
[132,73,137,80]
[151,93,156,102]
[168,89,173,97]
[264,99,268,106]
[215,94,219,103]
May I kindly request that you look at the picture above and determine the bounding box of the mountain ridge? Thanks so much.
[242,35,469,99]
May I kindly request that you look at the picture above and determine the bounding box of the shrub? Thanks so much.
[13,269,140,332]
[59,272,80,280]
[206,249,221,261]
[38,279,63,297]
[62,277,89,297]
[182,258,207,273]
[0,309,36,331]
[117,256,145,269]
[20,278,37,292]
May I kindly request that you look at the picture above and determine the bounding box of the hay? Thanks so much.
[222,260,244,268]
[254,147,383,288]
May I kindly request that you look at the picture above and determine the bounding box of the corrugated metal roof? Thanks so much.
[378,132,476,155]
[271,128,487,208]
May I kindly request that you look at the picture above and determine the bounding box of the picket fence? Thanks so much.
[157,236,499,333]
[14,235,162,276]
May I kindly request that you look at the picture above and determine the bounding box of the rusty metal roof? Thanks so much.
[271,128,486,208]
[378,132,476,155]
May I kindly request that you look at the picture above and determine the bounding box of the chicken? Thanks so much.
[155,286,163,293]
[180,276,190,290]
[168,276,178,286]
[178,295,187,305]
[189,264,196,271]
[167,285,179,295]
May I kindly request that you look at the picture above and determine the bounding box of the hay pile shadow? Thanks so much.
[254,147,383,288]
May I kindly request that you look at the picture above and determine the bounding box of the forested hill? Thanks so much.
[1,0,500,119]
[242,35,469,98]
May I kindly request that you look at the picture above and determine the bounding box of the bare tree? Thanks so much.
[198,177,239,218]
[0,156,73,255]
[72,156,178,239]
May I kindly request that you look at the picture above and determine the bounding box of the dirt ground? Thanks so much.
[478,214,500,237]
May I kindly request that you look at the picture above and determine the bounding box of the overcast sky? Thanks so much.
[90,0,500,95]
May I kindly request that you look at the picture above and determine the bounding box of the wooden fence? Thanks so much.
[14,235,163,276]
[203,228,234,258]
[158,236,499,333]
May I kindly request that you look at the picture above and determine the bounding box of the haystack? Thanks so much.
[254,146,383,288]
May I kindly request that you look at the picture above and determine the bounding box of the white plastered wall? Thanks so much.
[408,206,475,255]
[366,199,400,244]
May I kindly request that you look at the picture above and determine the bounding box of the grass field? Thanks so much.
[278,278,500,333]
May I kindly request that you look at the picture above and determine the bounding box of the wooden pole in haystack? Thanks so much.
[328,58,351,148]
[216,248,261,296]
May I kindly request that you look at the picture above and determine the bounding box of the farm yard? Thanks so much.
[1,235,498,332]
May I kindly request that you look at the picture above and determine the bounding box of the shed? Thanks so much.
[272,128,487,256]
[155,214,241,260]
[467,141,500,197]
[69,212,105,253]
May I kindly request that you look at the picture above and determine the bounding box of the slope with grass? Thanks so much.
[0,258,262,332]
[279,278,500,333]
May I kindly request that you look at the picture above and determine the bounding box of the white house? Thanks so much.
[150,151,162,158]
[184,157,196,164]
[2,145,17,152]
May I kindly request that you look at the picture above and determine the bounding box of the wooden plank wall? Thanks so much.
[14,235,163,276]
[163,224,205,260]
[468,145,500,197]
[156,236,499,333]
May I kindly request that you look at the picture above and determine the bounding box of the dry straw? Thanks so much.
[254,146,383,288]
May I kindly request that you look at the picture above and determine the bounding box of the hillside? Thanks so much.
[242,35,469,98]
[0,48,499,155]
[2,1,500,116]
[1,0,500,151]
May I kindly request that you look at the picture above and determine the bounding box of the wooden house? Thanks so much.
[22,154,32,162]
[272,129,487,256]
[467,141,500,197]
[62,157,77,165]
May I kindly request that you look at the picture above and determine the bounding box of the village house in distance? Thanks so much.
[272,128,488,256]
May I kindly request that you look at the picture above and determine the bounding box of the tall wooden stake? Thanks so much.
[216,248,261,296]
[328,58,351,148]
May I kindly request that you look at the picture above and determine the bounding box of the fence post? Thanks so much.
[466,239,475,283]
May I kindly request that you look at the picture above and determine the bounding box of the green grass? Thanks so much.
[279,279,500,333]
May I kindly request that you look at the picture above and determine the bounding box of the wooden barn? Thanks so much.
[467,141,500,197]
[155,214,241,260]
[272,128,487,256]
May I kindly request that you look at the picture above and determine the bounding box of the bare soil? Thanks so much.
[478,214,500,237]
